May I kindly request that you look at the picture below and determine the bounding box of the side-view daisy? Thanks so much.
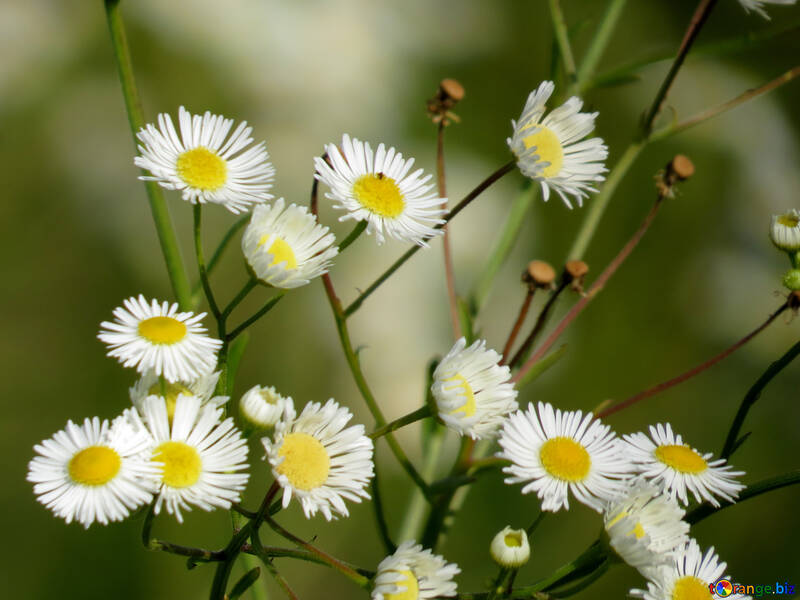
[623,423,745,507]
[738,0,796,19]
[98,295,222,383]
[129,369,227,421]
[498,402,632,512]
[137,395,249,522]
[372,540,460,600]
[242,198,338,288]
[314,134,446,245]
[28,416,159,528]
[239,384,294,430]
[134,106,275,213]
[262,399,373,520]
[507,81,608,208]
[431,337,518,439]
[769,208,800,252]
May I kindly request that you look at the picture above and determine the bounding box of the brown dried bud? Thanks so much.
[427,79,464,125]
[668,155,694,181]
[523,260,556,287]
[438,79,465,105]
[564,260,589,294]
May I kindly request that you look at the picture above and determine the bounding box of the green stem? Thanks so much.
[141,504,224,561]
[194,205,222,319]
[369,406,431,440]
[222,279,258,320]
[509,542,605,598]
[573,0,628,95]
[191,215,250,304]
[104,0,192,309]
[227,292,286,341]
[549,560,609,598]
[371,463,396,553]
[548,0,577,85]
[396,425,445,542]
[338,221,367,252]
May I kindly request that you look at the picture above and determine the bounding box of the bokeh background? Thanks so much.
[2,0,799,597]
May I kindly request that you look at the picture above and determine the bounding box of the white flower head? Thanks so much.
[28,416,159,528]
[314,134,446,246]
[490,526,530,568]
[498,402,633,512]
[507,81,608,208]
[431,338,518,440]
[372,540,460,600]
[137,395,249,523]
[738,0,796,19]
[239,384,294,430]
[769,208,800,252]
[262,399,373,520]
[129,370,227,420]
[623,423,745,507]
[98,295,222,383]
[242,198,338,289]
[134,106,275,214]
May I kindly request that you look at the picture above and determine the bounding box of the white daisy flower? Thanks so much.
[27,416,159,528]
[769,208,800,252]
[498,402,632,512]
[242,198,338,289]
[738,0,796,19]
[239,384,294,430]
[262,399,373,520]
[314,134,446,246]
[507,81,608,208]
[631,539,751,600]
[603,478,689,574]
[137,395,249,523]
[623,423,745,507]
[490,526,530,568]
[134,106,275,214]
[372,540,460,600]
[431,338,518,440]
[129,370,227,421]
[98,295,223,383]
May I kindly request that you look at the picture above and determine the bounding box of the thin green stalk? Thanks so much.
[191,215,250,304]
[338,221,367,252]
[227,292,286,341]
[396,425,445,542]
[222,279,258,320]
[573,0,628,95]
[371,464,396,554]
[228,567,264,600]
[194,205,222,319]
[549,560,609,598]
[369,406,431,440]
[104,0,192,309]
[548,0,577,85]
[141,503,224,561]
[509,542,605,598]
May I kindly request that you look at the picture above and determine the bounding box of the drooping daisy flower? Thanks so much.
[239,384,294,430]
[498,402,632,512]
[490,526,530,568]
[314,134,446,246]
[769,208,800,252]
[631,539,751,600]
[129,370,227,421]
[738,0,796,19]
[137,395,249,522]
[134,106,275,214]
[431,337,518,440]
[623,423,745,507]
[262,399,373,520]
[603,479,689,574]
[507,81,608,208]
[241,199,338,288]
[372,540,460,600]
[27,416,159,528]
[98,295,222,383]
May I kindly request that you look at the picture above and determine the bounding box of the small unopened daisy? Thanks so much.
[137,395,249,522]
[623,423,745,507]
[631,539,751,600]
[134,106,275,213]
[372,540,460,600]
[490,526,530,568]
[498,402,632,512]
[239,384,294,430]
[242,199,338,288]
[28,416,159,528]
[603,479,689,574]
[314,134,446,245]
[738,0,796,19]
[263,399,373,520]
[507,81,608,208]
[769,208,800,252]
[431,338,518,439]
[98,295,222,383]
[129,370,227,421]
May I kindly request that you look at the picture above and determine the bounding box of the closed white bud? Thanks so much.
[239,385,293,430]
[770,209,800,252]
[490,526,530,568]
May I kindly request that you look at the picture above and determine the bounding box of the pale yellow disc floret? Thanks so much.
[444,374,477,417]
[504,532,523,547]
[154,441,202,488]
[147,381,193,420]
[68,445,122,486]
[138,316,188,345]
[352,173,405,218]
[539,436,591,482]
[277,432,330,491]
[176,147,228,190]
[522,125,564,178]
[671,575,712,600]
[384,569,420,600]
[654,444,708,474]
[778,213,800,228]
[258,235,297,270]
[606,510,646,539]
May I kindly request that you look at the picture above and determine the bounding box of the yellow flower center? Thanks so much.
[176,147,228,190]
[522,125,564,178]
[68,446,121,486]
[504,532,523,547]
[444,374,476,417]
[672,576,712,600]
[276,432,330,491]
[147,381,193,421]
[778,213,800,228]
[138,316,188,345]
[631,522,646,539]
[154,441,202,488]
[607,510,647,539]
[539,436,591,482]
[384,569,419,600]
[352,173,405,218]
[654,444,708,474]
[257,235,297,270]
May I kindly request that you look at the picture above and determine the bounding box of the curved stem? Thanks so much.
[194,205,222,320]
[548,0,577,85]
[574,0,628,95]
[227,292,286,341]
[437,120,462,340]
[222,279,258,320]
[371,463,396,554]
[369,406,431,440]
[192,215,250,305]
[338,221,367,252]
[508,280,569,369]
[502,288,535,363]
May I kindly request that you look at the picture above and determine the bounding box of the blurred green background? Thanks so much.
[3,0,799,597]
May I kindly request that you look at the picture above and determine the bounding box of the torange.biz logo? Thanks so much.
[711,578,796,597]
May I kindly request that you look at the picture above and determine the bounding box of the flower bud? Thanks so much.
[770,209,800,253]
[490,526,530,568]
[239,385,293,430]
[523,260,556,288]
[782,269,800,291]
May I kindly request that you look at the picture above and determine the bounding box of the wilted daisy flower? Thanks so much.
[137,395,249,522]
[372,540,460,600]
[507,81,608,208]
[603,479,689,574]
[242,199,338,288]
[631,539,751,600]
[498,402,632,512]
[239,384,294,430]
[98,295,222,383]
[28,416,159,528]
[262,399,373,520]
[431,338,518,439]
[623,423,745,507]
[490,526,530,568]
[738,0,796,19]
[769,208,800,252]
[129,370,227,421]
[314,134,446,245]
[134,106,275,213]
